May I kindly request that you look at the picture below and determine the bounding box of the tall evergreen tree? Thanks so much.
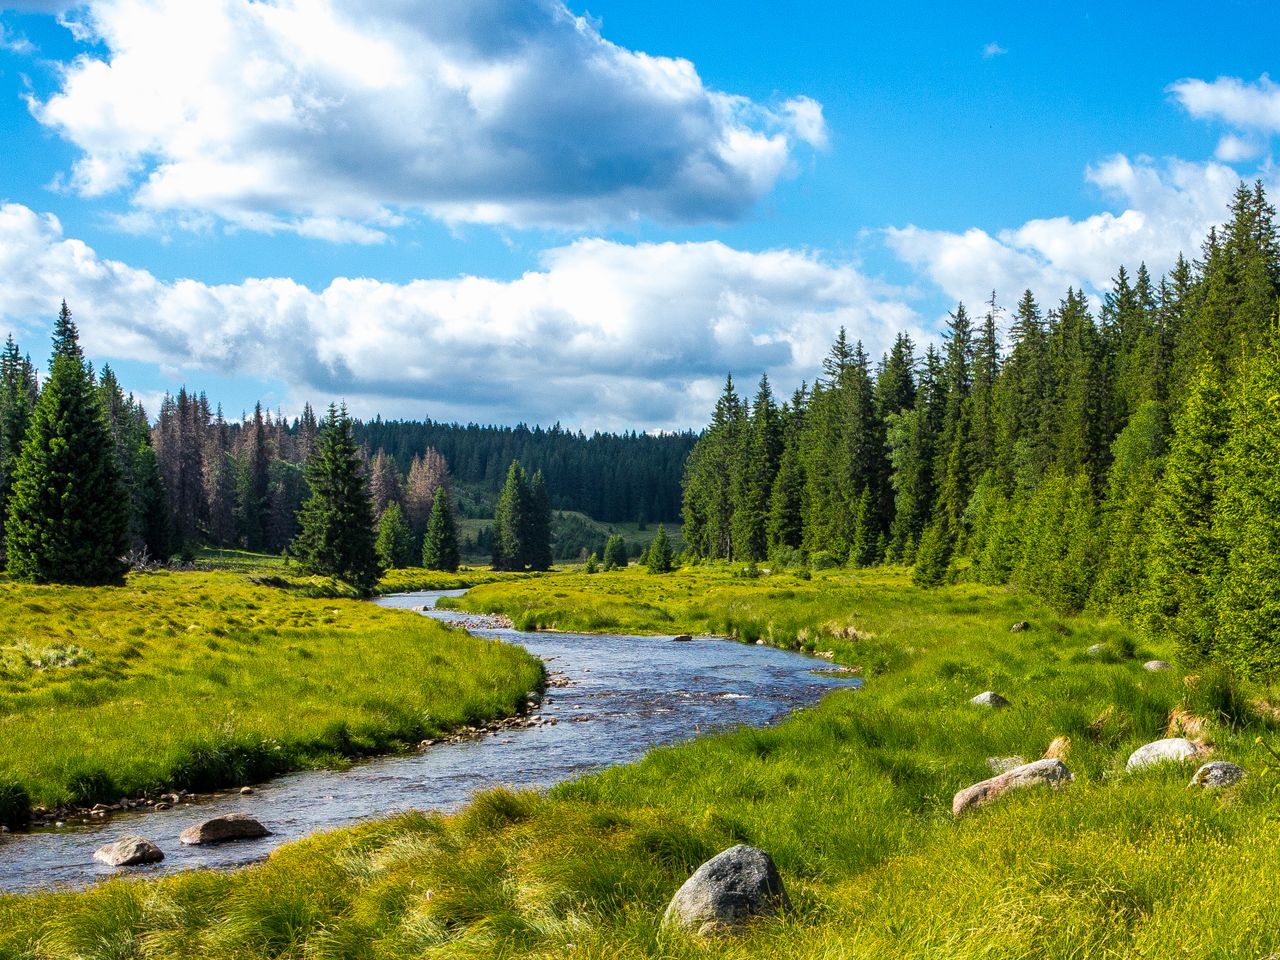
[645,523,675,573]
[291,403,382,592]
[374,501,413,569]
[1141,362,1230,663]
[5,303,128,584]
[0,335,37,566]
[733,374,782,562]
[422,486,461,572]
[527,469,554,571]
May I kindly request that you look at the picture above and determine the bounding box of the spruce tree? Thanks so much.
[527,470,554,571]
[374,502,413,569]
[291,403,382,592]
[5,303,128,584]
[1141,362,1229,662]
[1214,333,1280,676]
[912,515,953,587]
[645,523,675,573]
[733,375,781,562]
[0,335,37,566]
[603,533,628,571]
[767,440,804,554]
[422,486,461,572]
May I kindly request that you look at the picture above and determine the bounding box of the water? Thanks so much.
[0,590,859,893]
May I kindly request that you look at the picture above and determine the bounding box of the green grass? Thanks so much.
[3,566,1279,958]
[376,567,539,594]
[0,571,543,815]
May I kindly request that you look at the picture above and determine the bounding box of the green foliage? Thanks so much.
[1215,336,1280,677]
[5,303,128,585]
[0,335,37,568]
[643,524,674,573]
[583,551,599,574]
[912,515,953,587]
[1016,470,1100,613]
[422,487,461,572]
[493,461,552,571]
[1141,363,1230,662]
[602,533,628,571]
[374,502,414,569]
[291,404,382,593]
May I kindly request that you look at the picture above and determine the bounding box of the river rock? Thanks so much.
[970,691,1011,709]
[179,813,269,845]
[953,758,1073,817]
[1143,660,1172,672]
[987,755,1026,774]
[239,786,254,795]
[672,634,692,643]
[1126,737,1197,772]
[663,845,790,936]
[1190,761,1245,789]
[93,836,164,867]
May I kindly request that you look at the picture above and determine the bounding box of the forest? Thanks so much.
[0,347,691,569]
[682,181,1280,676]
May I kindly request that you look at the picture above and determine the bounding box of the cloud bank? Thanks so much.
[0,203,916,430]
[886,155,1258,313]
[28,0,826,239]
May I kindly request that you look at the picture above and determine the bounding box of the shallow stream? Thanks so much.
[0,590,858,892]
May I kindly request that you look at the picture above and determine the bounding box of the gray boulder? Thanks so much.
[986,755,1027,774]
[1143,660,1172,672]
[1190,761,1245,789]
[970,691,1011,709]
[179,813,269,845]
[953,758,1073,817]
[663,845,790,936]
[1126,737,1197,772]
[93,836,164,866]
[672,634,693,643]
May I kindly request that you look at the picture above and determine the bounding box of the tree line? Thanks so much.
[683,181,1280,676]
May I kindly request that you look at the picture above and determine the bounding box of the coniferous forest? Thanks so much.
[683,182,1280,676]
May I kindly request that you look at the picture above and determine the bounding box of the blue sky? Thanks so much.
[1,0,1278,429]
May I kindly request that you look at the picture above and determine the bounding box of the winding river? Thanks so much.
[0,590,859,893]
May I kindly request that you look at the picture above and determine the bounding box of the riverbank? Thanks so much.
[2,566,1277,958]
[0,571,543,823]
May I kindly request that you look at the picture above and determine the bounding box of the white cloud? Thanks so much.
[1168,74,1280,133]
[0,203,918,430]
[885,155,1258,312]
[982,41,1007,59]
[0,21,34,52]
[28,0,825,238]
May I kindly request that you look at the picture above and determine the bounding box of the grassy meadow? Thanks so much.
[0,571,543,819]
[2,565,1278,958]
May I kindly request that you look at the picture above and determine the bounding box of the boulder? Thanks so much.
[1086,643,1107,657]
[987,755,1026,774]
[1190,761,1245,789]
[93,836,164,867]
[672,634,693,643]
[1010,621,1030,633]
[970,691,1011,709]
[953,758,1074,817]
[179,813,269,845]
[1143,660,1172,672]
[1126,737,1197,772]
[663,845,790,936]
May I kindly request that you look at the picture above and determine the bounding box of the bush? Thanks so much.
[0,777,30,828]
[810,550,839,571]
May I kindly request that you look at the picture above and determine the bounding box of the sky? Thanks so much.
[1,0,1278,431]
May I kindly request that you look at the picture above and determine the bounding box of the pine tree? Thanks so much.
[527,470,554,571]
[493,460,533,571]
[403,449,449,543]
[681,375,743,560]
[291,403,382,592]
[368,450,403,519]
[645,523,675,573]
[422,486,461,572]
[0,335,37,567]
[1214,332,1280,676]
[5,303,128,584]
[1141,362,1230,662]
[603,533,628,571]
[912,515,953,587]
[733,375,782,562]
[767,440,804,554]
[374,502,413,569]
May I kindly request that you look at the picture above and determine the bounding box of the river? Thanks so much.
[0,590,859,893]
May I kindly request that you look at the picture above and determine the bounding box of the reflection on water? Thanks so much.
[1,590,858,892]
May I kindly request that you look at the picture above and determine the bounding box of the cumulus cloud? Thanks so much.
[886,155,1257,312]
[1168,74,1280,161]
[0,203,917,430]
[28,0,825,238]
